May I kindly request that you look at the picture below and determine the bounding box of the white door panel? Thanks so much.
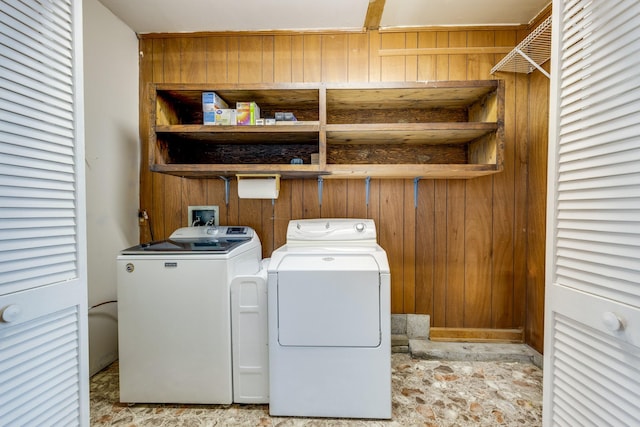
[544,0,640,424]
[277,268,381,347]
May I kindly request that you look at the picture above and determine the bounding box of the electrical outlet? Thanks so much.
[188,205,219,227]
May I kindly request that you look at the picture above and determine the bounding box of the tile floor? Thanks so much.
[90,353,543,426]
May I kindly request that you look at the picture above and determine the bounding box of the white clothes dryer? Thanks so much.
[267,218,391,419]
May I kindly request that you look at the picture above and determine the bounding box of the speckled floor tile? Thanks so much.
[90,354,542,426]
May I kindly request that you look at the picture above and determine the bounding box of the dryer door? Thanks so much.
[276,254,381,347]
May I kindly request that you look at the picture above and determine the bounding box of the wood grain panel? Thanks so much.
[403,179,416,312]
[206,178,229,227]
[491,30,518,328]
[445,181,465,327]
[321,179,347,218]
[322,34,348,83]
[302,178,320,218]
[273,180,292,251]
[291,36,304,82]
[417,32,437,81]
[526,64,550,352]
[150,39,167,240]
[347,33,369,82]
[380,33,406,82]
[435,32,449,81]
[463,31,494,327]
[139,38,153,243]
[432,180,447,324]
[162,37,185,238]
[303,35,322,82]
[227,37,240,84]
[262,36,274,83]
[180,37,209,229]
[346,179,367,218]
[274,36,293,82]
[206,37,228,83]
[138,24,548,349]
[415,180,435,315]
[404,33,418,82]
[378,180,405,313]
[238,36,263,83]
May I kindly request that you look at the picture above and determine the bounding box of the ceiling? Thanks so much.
[97,0,551,34]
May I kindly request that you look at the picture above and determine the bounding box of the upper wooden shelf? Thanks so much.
[147,80,504,179]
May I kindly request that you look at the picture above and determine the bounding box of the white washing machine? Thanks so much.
[267,218,391,419]
[117,225,267,404]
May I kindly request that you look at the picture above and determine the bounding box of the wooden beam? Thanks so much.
[379,46,514,56]
[364,0,386,30]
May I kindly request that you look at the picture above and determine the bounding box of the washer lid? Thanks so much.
[286,218,376,244]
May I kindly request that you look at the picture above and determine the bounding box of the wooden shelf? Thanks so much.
[147,81,504,179]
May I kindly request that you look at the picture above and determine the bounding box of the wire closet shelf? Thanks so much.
[491,15,552,78]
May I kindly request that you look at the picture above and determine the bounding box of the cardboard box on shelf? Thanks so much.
[214,109,237,125]
[236,101,260,125]
[274,112,297,121]
[202,92,228,111]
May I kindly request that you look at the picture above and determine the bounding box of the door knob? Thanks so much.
[1,304,22,323]
[602,311,623,332]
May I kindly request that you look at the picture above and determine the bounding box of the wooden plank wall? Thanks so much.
[138,23,549,352]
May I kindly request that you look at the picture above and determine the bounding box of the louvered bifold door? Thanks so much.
[0,0,89,425]
[543,0,640,426]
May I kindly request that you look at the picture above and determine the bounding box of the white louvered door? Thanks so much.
[0,0,88,425]
[544,0,640,425]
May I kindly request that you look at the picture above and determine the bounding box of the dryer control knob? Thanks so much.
[355,222,366,232]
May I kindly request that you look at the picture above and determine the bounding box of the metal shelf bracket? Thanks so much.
[491,15,552,79]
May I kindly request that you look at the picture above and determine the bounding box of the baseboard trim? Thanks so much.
[429,327,524,343]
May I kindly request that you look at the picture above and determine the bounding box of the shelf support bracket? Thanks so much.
[365,176,371,206]
[318,177,324,206]
[219,176,231,206]
[515,48,551,79]
[414,177,421,209]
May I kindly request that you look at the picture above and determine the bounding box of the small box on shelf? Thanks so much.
[237,102,261,125]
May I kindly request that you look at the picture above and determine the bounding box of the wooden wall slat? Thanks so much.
[322,34,348,83]
[417,32,437,81]
[321,179,348,218]
[405,32,418,81]
[525,63,550,352]
[303,35,322,82]
[227,37,240,84]
[262,36,274,83]
[347,33,369,82]
[415,180,435,315]
[346,180,367,218]
[138,25,548,352]
[379,180,405,313]
[380,32,406,82]
[274,36,293,82]
[139,38,153,243]
[432,180,448,325]
[206,37,228,83]
[463,30,495,327]
[403,179,416,313]
[238,36,263,83]
[180,37,209,229]
[492,30,518,328]
[445,182,465,327]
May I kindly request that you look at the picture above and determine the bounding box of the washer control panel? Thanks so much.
[286,218,377,244]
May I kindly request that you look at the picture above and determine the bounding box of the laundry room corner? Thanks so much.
[83,0,139,376]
